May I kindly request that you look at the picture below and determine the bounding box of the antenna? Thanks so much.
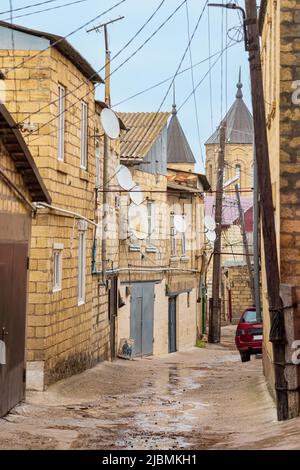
[116,164,135,190]
[100,108,120,139]
[128,204,148,240]
[174,215,187,233]
[129,185,144,205]
[204,215,216,231]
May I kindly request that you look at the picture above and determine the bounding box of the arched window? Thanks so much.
[235,164,241,188]
[208,163,213,185]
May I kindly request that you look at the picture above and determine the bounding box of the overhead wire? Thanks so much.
[4,0,127,76]
[19,0,184,132]
[129,0,209,159]
[185,0,204,169]
[2,0,92,21]
[25,0,182,144]
[9,0,19,122]
[0,0,60,15]
[207,6,213,133]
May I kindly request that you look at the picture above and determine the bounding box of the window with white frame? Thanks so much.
[147,200,155,241]
[78,231,86,304]
[181,214,186,256]
[170,211,177,256]
[95,139,101,188]
[58,85,65,161]
[53,244,63,292]
[80,101,88,169]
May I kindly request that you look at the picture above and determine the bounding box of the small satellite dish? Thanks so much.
[100,108,120,140]
[116,164,135,191]
[128,204,148,240]
[129,185,144,205]
[206,230,216,243]
[204,215,216,231]
[174,215,187,233]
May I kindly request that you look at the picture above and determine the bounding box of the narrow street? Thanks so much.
[0,326,298,450]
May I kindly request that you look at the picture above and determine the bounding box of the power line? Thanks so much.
[2,0,92,21]
[0,0,59,15]
[185,0,204,169]
[129,0,208,159]
[25,0,183,140]
[207,7,213,133]
[112,46,233,108]
[4,0,127,77]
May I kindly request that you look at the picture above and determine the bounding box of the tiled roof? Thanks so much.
[205,195,253,229]
[167,108,196,164]
[205,73,253,145]
[118,112,170,162]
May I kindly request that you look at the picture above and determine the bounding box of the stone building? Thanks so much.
[260,0,300,416]
[204,76,254,324]
[116,109,208,356]
[0,103,49,416]
[0,21,121,389]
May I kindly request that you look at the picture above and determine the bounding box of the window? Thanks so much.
[95,139,101,188]
[80,101,88,169]
[170,212,177,257]
[58,85,65,161]
[78,231,86,304]
[53,244,63,292]
[181,227,186,257]
[235,164,241,188]
[147,201,155,241]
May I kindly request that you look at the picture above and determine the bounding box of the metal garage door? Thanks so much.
[0,242,28,417]
[130,283,154,357]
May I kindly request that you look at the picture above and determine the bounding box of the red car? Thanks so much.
[235,307,263,362]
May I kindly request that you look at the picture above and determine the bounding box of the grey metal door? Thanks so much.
[0,242,28,417]
[108,275,118,360]
[168,296,177,353]
[130,283,154,357]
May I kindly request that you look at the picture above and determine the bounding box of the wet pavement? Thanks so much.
[0,325,300,450]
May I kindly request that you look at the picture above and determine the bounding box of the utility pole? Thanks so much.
[253,146,262,323]
[235,183,255,305]
[87,16,124,286]
[244,0,288,420]
[209,120,226,343]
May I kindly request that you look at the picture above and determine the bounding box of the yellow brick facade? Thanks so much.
[0,39,116,388]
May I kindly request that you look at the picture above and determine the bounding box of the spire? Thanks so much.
[236,67,243,99]
[172,82,177,115]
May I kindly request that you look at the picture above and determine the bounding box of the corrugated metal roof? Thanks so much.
[118,112,170,161]
[205,195,253,228]
[0,21,103,83]
[0,103,51,203]
[167,108,196,164]
[167,182,202,194]
[205,77,253,145]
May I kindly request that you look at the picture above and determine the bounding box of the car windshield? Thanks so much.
[242,310,258,323]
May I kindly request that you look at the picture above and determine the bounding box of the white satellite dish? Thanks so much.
[129,185,144,205]
[116,164,135,191]
[100,108,120,140]
[206,230,216,243]
[128,204,148,240]
[174,215,187,233]
[204,215,216,231]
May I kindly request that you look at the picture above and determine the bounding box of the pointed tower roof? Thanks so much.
[167,93,196,164]
[205,69,253,145]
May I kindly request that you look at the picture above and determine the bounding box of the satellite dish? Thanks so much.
[206,230,216,242]
[204,215,216,231]
[100,108,120,140]
[128,204,148,240]
[174,215,187,233]
[116,164,135,191]
[129,185,144,205]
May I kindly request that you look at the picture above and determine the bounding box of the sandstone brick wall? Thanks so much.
[0,45,113,388]
[223,265,254,323]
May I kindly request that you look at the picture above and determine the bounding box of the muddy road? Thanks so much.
[0,326,299,450]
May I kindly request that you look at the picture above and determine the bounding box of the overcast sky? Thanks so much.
[4,0,252,172]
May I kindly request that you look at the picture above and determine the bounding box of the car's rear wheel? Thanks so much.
[240,351,251,362]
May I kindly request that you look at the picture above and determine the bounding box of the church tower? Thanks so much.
[205,70,254,191]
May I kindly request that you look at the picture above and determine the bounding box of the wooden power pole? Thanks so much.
[87,17,124,287]
[245,0,288,420]
[209,121,226,343]
[235,184,255,305]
